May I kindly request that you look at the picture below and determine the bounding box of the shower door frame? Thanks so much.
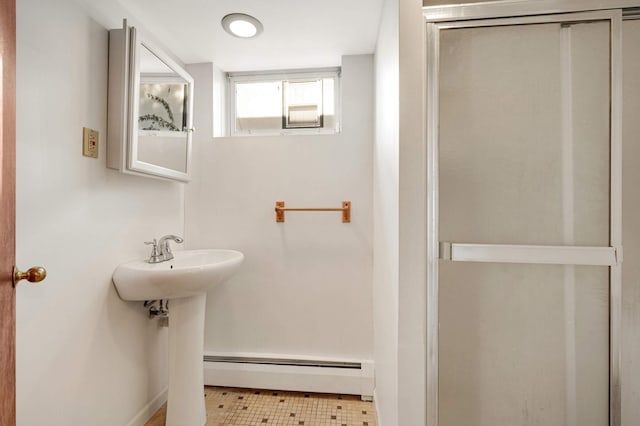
[424,7,624,426]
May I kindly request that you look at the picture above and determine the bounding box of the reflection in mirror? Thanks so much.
[139,82,185,131]
[138,46,186,132]
[136,45,190,174]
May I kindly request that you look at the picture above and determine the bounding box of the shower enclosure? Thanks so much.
[425,6,625,426]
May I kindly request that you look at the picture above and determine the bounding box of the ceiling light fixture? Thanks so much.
[221,13,263,38]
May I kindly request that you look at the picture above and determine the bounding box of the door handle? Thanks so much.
[13,266,47,287]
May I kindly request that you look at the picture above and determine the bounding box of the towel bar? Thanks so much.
[275,201,351,223]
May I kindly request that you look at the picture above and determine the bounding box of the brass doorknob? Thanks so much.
[13,266,47,287]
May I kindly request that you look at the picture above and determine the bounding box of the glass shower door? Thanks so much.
[428,11,622,426]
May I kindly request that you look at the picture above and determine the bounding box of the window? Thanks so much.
[228,68,340,136]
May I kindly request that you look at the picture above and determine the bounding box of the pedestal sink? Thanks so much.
[112,249,244,426]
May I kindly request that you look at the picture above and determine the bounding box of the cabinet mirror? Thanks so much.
[107,22,194,182]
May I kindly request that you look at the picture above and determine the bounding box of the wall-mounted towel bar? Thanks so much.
[275,201,351,223]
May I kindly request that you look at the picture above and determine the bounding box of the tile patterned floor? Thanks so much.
[145,386,378,426]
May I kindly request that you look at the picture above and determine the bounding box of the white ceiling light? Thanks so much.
[222,13,263,38]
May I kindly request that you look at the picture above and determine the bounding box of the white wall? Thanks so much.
[15,0,184,424]
[185,56,374,361]
[212,63,227,138]
[398,0,427,424]
[372,0,400,423]
[373,0,427,424]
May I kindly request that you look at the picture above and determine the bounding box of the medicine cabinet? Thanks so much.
[107,21,194,182]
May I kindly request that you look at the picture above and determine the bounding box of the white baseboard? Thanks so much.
[203,352,374,398]
[126,387,168,426]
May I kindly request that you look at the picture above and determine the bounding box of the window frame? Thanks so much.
[227,67,341,137]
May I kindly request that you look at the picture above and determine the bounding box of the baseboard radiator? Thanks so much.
[203,353,374,399]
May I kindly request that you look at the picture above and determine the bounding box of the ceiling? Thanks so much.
[78,0,385,72]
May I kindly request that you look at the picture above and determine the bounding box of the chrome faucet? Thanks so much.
[144,235,184,263]
[158,235,184,261]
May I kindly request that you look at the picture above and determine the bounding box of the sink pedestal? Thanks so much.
[166,294,207,426]
[112,249,245,425]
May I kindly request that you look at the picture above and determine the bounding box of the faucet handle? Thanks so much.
[144,239,158,247]
[144,239,162,263]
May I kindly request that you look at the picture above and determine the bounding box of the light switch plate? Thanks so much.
[82,127,99,158]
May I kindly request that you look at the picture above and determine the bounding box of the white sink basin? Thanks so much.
[112,248,244,426]
[113,249,244,300]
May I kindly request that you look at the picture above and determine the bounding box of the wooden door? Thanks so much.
[0,0,16,424]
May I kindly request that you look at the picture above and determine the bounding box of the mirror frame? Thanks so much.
[127,27,194,182]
